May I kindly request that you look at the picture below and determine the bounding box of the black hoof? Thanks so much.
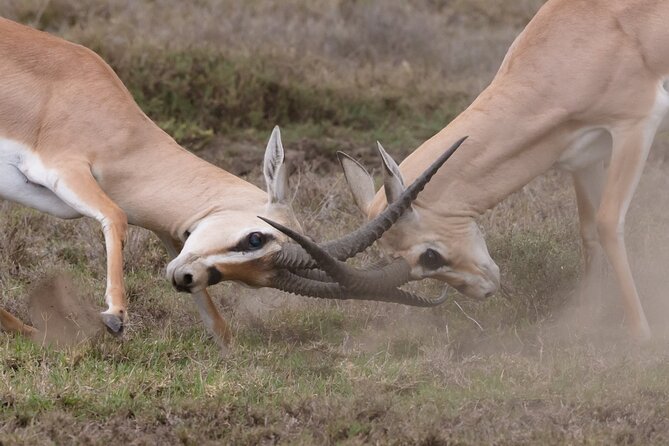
[101,313,124,336]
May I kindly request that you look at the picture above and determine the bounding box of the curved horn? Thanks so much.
[270,136,467,269]
[272,270,449,307]
[261,216,409,290]
[290,268,334,283]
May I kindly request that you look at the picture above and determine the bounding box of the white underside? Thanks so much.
[557,80,669,172]
[556,128,613,171]
[0,138,81,219]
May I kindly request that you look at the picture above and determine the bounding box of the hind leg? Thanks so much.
[573,161,607,314]
[0,308,37,337]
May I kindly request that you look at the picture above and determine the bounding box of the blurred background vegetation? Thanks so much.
[2,0,542,151]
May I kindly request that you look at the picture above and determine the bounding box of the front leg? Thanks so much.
[157,234,232,352]
[597,125,655,339]
[193,289,232,353]
[40,164,128,334]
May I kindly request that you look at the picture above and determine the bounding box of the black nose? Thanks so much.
[173,270,194,293]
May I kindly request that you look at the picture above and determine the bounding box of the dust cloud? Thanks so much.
[27,271,103,348]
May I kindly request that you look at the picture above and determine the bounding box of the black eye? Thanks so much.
[419,248,448,270]
[232,232,273,252]
[248,232,264,249]
[184,231,191,240]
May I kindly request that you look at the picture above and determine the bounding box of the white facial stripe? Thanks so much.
[202,245,279,266]
[232,226,278,240]
[188,222,277,249]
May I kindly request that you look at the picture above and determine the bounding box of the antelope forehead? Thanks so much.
[202,249,272,266]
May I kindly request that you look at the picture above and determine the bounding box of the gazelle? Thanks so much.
[0,18,455,348]
[274,0,669,339]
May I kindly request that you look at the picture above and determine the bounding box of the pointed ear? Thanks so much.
[377,141,408,206]
[338,151,376,216]
[264,126,289,204]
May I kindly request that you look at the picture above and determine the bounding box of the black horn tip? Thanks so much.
[258,216,302,241]
[403,135,468,200]
[435,136,468,166]
[258,216,324,257]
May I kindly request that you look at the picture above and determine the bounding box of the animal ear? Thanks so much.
[263,126,289,204]
[376,142,408,206]
[338,151,376,216]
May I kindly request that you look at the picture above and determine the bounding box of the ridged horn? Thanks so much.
[270,136,467,269]
[262,217,449,308]
[260,217,413,291]
[271,270,449,307]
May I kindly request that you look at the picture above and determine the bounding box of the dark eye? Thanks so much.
[232,232,273,252]
[419,248,448,270]
[184,231,191,240]
[248,232,264,250]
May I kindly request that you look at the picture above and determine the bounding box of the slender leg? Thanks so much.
[0,308,37,337]
[45,166,128,334]
[156,234,232,351]
[192,290,232,351]
[572,162,606,313]
[596,124,655,339]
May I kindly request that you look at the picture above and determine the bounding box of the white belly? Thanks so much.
[0,138,81,219]
[658,79,669,132]
[556,128,612,172]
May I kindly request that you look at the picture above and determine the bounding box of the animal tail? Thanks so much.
[0,307,37,337]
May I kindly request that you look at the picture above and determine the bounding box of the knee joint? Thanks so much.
[596,214,623,244]
[102,209,128,238]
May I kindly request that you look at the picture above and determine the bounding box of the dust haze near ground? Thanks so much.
[27,272,103,347]
[2,0,669,444]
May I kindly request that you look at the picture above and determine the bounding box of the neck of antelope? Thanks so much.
[95,128,267,240]
[373,81,576,221]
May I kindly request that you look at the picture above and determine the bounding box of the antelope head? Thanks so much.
[336,139,500,300]
[166,126,303,293]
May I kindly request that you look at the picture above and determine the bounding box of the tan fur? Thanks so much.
[0,308,37,337]
[0,18,298,348]
[353,0,669,339]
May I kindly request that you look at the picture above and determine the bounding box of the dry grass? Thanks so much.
[3,0,669,444]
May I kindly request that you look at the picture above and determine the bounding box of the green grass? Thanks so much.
[4,316,669,444]
[4,192,669,444]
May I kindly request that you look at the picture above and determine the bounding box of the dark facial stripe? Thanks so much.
[207,267,223,286]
